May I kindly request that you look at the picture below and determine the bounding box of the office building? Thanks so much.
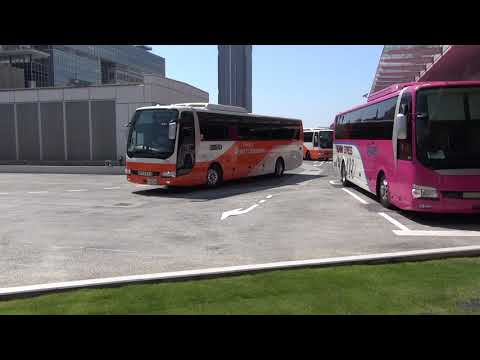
[0,45,166,89]
[218,45,252,112]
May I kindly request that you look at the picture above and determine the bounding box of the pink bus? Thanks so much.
[333,81,480,214]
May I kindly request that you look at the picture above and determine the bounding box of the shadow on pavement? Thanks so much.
[399,212,480,231]
[132,173,327,201]
[342,183,480,231]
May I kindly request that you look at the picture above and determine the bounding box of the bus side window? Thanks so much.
[227,124,238,140]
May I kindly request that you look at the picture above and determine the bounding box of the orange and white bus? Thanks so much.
[125,103,304,187]
[303,127,334,161]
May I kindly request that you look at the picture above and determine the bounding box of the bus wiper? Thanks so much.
[132,145,158,153]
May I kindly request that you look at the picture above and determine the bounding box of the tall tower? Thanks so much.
[218,45,252,112]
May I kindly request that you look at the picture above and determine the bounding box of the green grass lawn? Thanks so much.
[2,257,480,314]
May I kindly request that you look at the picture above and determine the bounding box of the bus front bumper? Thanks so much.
[127,174,178,186]
[408,197,480,214]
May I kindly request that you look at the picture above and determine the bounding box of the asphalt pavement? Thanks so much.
[1,161,480,288]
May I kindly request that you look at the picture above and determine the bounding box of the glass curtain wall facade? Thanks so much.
[32,45,166,87]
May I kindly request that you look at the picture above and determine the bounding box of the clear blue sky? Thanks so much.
[150,45,383,128]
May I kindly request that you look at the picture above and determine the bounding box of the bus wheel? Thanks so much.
[340,161,349,187]
[305,151,311,161]
[274,158,285,177]
[378,173,393,209]
[206,164,223,187]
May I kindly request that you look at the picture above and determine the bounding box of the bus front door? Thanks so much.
[313,132,319,160]
[176,111,195,176]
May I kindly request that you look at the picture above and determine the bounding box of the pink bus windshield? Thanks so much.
[415,86,480,170]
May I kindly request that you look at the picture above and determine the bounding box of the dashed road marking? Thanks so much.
[104,187,121,190]
[329,180,342,186]
[0,192,9,195]
[221,193,276,220]
[378,212,410,231]
[342,188,369,205]
[66,189,88,192]
[221,204,259,220]
[27,191,48,194]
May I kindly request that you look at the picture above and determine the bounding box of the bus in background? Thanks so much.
[126,103,303,187]
[333,81,480,213]
[303,128,334,161]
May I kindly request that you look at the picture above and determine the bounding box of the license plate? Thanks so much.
[138,171,154,177]
[147,178,158,185]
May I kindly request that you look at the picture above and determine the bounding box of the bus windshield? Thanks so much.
[304,132,313,142]
[127,109,178,159]
[319,131,333,149]
[416,86,480,169]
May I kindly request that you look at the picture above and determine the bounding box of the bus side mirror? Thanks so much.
[396,113,407,140]
[168,122,177,140]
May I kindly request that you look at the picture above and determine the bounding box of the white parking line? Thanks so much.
[27,191,48,194]
[378,212,411,231]
[342,188,369,205]
[393,230,480,237]
[104,187,121,190]
[66,189,88,192]
[259,199,266,204]
[266,195,273,199]
[379,210,480,237]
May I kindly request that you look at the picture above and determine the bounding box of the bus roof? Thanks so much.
[336,80,480,117]
[135,103,303,123]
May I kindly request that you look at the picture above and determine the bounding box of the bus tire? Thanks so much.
[340,161,349,187]
[377,172,393,209]
[206,164,223,187]
[305,151,311,161]
[274,158,285,177]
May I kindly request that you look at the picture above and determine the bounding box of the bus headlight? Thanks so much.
[412,185,439,199]
[161,171,176,178]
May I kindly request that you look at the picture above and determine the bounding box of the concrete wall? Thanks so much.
[0,104,16,160]
[0,76,209,164]
[0,65,24,89]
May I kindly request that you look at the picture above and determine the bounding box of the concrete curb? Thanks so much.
[2,244,480,299]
